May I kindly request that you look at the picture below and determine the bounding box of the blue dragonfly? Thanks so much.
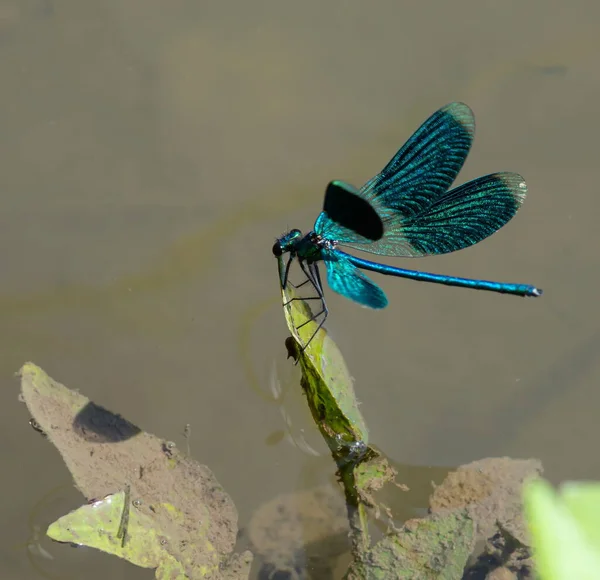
[273,102,542,347]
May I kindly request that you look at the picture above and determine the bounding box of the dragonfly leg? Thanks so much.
[290,278,312,290]
[282,259,324,307]
[293,261,329,350]
[282,256,313,291]
[297,303,328,351]
[283,294,322,307]
[280,254,295,288]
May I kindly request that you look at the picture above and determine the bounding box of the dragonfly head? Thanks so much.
[272,228,303,257]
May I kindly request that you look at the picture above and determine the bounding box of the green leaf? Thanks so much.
[523,478,600,580]
[47,489,188,578]
[277,257,368,460]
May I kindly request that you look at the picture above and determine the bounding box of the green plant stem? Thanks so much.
[338,459,371,564]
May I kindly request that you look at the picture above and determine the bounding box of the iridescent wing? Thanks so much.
[323,251,388,308]
[395,172,527,255]
[315,102,480,255]
[319,172,527,258]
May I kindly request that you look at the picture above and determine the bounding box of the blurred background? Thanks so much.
[0,0,597,577]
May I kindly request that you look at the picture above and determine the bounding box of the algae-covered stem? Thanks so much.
[338,460,371,562]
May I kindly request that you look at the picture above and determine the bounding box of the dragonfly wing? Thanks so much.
[394,173,528,255]
[321,180,384,241]
[360,102,475,214]
[315,102,475,250]
[323,251,388,309]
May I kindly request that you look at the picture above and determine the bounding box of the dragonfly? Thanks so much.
[273,102,542,348]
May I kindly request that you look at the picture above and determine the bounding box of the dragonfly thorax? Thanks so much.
[294,231,337,263]
[308,231,337,252]
[272,229,337,263]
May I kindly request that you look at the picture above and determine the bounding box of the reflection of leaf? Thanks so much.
[19,362,253,580]
[277,257,368,460]
[248,484,349,576]
[47,490,187,578]
[524,479,600,580]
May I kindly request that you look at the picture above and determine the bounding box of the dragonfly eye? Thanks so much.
[272,242,283,257]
